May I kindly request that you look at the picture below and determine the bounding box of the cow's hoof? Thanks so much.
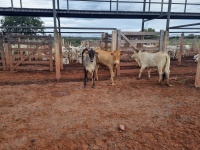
[137,77,140,80]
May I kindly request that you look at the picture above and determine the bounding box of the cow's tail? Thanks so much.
[162,54,170,82]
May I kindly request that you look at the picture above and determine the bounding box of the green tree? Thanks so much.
[0,16,44,35]
[143,28,157,39]
[187,34,195,39]
[144,28,156,32]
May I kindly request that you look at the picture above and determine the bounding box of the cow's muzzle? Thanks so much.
[114,61,119,64]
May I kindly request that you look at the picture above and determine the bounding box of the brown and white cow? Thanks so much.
[95,49,121,86]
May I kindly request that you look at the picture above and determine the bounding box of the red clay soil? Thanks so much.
[0,58,200,149]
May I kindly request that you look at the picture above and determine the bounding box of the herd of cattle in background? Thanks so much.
[60,43,199,66]
[58,40,199,87]
[1,35,198,87]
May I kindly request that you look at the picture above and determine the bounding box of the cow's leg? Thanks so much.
[147,68,151,79]
[165,70,171,86]
[109,67,115,86]
[113,64,117,78]
[138,66,146,79]
[83,69,88,88]
[94,64,99,81]
[158,67,163,83]
[92,71,95,88]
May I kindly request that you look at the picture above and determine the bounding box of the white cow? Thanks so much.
[131,50,171,86]
[194,54,199,62]
[61,46,70,64]
[176,45,191,57]
[166,45,178,59]
[67,46,84,63]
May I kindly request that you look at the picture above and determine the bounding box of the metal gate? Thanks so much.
[3,34,54,71]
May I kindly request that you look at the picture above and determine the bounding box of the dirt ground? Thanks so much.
[0,57,200,150]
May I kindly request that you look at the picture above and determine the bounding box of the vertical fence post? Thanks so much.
[0,34,6,71]
[111,30,117,52]
[163,31,168,52]
[117,30,121,51]
[195,45,200,88]
[7,34,13,71]
[178,33,184,66]
[49,35,53,71]
[53,0,61,79]
[54,30,61,79]
[159,30,164,51]
[116,30,121,76]
[59,33,63,70]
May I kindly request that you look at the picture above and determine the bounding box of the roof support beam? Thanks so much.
[169,22,200,29]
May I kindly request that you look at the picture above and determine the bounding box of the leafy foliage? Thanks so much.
[63,37,100,47]
[0,16,44,35]
[143,28,157,39]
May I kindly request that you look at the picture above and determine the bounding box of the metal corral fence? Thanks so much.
[0,33,54,71]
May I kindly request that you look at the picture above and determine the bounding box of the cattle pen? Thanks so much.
[0,0,200,149]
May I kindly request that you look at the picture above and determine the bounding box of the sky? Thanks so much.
[1,0,200,37]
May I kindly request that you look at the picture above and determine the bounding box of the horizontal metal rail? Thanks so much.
[0,8,200,19]
[3,32,105,34]
[0,26,116,30]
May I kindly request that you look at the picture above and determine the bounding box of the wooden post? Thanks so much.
[116,30,121,76]
[59,33,63,70]
[54,30,61,80]
[100,33,105,50]
[0,35,6,70]
[195,45,200,88]
[159,30,164,51]
[178,33,184,66]
[111,30,117,52]
[163,31,168,52]
[7,35,13,71]
[49,35,53,71]
[105,33,108,51]
[117,30,121,50]
[4,43,9,70]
